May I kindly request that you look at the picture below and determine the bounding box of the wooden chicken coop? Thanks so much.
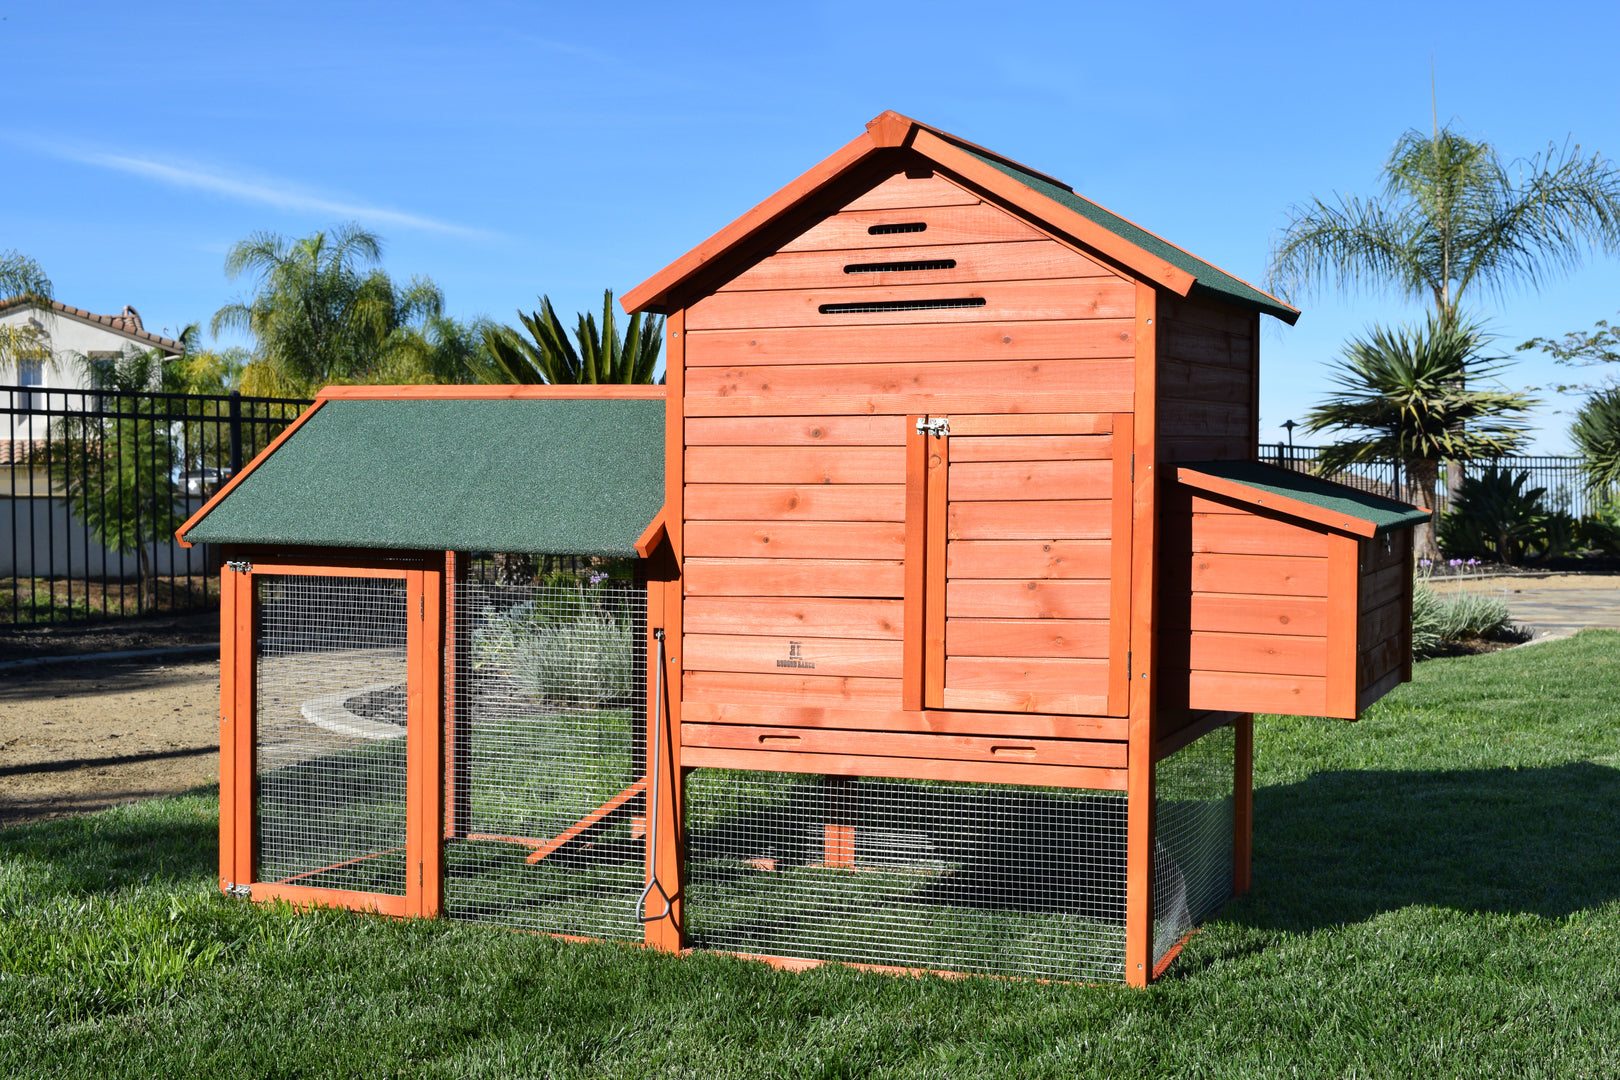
[179,111,1427,986]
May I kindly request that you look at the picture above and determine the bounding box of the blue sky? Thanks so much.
[6,0,1619,451]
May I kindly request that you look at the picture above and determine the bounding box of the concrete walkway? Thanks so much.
[1429,573,1620,640]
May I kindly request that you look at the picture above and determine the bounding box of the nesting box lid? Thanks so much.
[176,386,666,557]
[1177,460,1431,536]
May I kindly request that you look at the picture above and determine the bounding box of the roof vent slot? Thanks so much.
[819,298,986,315]
[867,222,927,235]
[843,259,956,275]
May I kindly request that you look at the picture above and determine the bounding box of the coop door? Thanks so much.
[914,413,1132,716]
[220,558,442,918]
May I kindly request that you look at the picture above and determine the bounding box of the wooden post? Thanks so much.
[416,557,444,917]
[1233,713,1253,896]
[823,775,856,869]
[218,554,239,895]
[922,421,949,710]
[232,557,256,893]
[1124,282,1159,986]
[643,309,686,952]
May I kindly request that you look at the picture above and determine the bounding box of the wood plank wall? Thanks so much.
[1356,529,1410,711]
[1160,487,1333,717]
[1155,294,1257,464]
[678,164,1137,781]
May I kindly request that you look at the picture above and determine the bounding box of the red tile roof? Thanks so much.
[0,297,183,353]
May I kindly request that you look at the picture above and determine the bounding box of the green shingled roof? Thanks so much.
[1180,460,1431,535]
[180,397,665,556]
[956,145,1299,324]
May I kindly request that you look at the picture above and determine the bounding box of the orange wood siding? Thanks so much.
[1155,295,1257,463]
[678,163,1136,768]
[1162,486,1334,716]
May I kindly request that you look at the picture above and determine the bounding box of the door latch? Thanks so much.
[915,416,949,438]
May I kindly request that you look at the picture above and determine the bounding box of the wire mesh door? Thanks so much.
[1153,724,1235,966]
[253,572,413,903]
[443,575,648,941]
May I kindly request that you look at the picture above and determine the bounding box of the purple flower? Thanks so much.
[1419,558,1433,568]
[588,571,608,585]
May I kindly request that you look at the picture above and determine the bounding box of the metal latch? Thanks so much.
[225,559,252,574]
[916,416,949,437]
[223,882,253,899]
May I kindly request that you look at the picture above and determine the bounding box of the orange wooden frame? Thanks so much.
[219,549,444,919]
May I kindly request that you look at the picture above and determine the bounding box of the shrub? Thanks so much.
[1579,504,1620,554]
[1410,572,1518,658]
[471,582,636,707]
[1438,467,1555,564]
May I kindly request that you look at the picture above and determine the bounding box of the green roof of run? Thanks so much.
[957,145,1300,324]
[181,398,665,556]
[1181,460,1431,535]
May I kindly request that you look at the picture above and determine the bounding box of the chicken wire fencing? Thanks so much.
[254,574,410,895]
[1152,723,1236,966]
[442,575,648,941]
[684,771,1131,982]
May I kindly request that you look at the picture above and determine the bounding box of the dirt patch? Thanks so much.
[0,611,219,664]
[0,655,220,829]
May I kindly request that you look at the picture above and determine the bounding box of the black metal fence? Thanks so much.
[3,384,312,624]
[1264,444,1599,519]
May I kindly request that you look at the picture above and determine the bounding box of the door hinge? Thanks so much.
[420,595,425,620]
[1130,453,1135,483]
[1127,650,1132,678]
[225,559,251,574]
[223,882,252,899]
[915,416,949,438]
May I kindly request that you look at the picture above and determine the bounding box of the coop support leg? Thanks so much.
[642,615,684,951]
[1233,714,1253,896]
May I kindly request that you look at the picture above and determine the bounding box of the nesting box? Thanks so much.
[180,112,1428,986]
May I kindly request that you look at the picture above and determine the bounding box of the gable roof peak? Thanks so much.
[624,112,1299,325]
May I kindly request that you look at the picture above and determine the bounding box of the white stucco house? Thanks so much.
[3,298,191,582]
[2,298,183,483]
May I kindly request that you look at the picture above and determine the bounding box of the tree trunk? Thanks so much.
[1407,458,1441,562]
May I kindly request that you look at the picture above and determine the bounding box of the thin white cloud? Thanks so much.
[32,140,486,239]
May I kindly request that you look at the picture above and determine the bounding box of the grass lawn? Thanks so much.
[3,632,1618,1078]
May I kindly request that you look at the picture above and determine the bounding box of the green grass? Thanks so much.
[4,632,1620,1078]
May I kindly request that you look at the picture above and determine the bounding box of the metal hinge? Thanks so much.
[1127,650,1132,678]
[915,416,949,438]
[225,559,251,574]
[223,882,252,899]
[1130,453,1135,482]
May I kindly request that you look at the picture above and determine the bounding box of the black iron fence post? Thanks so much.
[228,391,243,475]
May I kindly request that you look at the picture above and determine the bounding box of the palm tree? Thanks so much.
[1303,314,1536,557]
[482,290,662,384]
[1,249,51,300]
[1570,389,1620,500]
[1268,126,1620,319]
[1,250,52,375]
[211,224,446,395]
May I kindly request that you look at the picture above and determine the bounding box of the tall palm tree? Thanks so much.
[211,224,445,394]
[1304,314,1536,557]
[482,290,662,384]
[1268,126,1620,318]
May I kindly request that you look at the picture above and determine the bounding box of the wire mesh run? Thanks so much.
[255,575,409,895]
[684,772,1129,982]
[1153,723,1235,965]
[443,576,647,942]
